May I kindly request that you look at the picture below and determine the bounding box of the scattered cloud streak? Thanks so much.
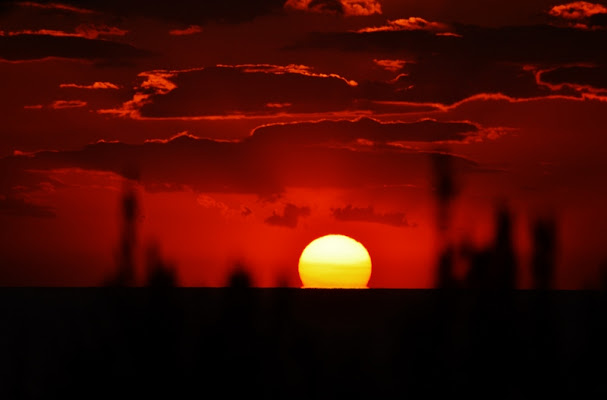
[23,100,88,110]
[16,1,96,14]
[0,25,127,39]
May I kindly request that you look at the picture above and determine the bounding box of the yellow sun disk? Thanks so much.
[298,234,372,288]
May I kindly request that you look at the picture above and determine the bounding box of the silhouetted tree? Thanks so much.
[205,265,263,396]
[464,203,517,289]
[531,217,557,290]
[140,244,183,398]
[432,151,458,232]
[493,204,516,289]
[464,248,493,289]
[145,243,177,288]
[431,149,462,291]
[436,245,458,289]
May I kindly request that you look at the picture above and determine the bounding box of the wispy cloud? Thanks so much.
[169,25,203,36]
[358,17,450,33]
[144,131,201,144]
[220,63,358,87]
[16,1,96,14]
[285,0,382,16]
[60,81,119,90]
[373,59,408,72]
[529,63,607,96]
[24,100,88,110]
[0,25,127,39]
[98,69,183,118]
[98,64,357,119]
[51,100,87,109]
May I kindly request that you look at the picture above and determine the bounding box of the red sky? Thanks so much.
[1,0,607,288]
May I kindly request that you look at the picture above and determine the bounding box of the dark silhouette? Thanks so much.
[492,203,517,289]
[432,150,458,233]
[106,178,140,287]
[5,163,607,399]
[463,203,517,290]
[436,245,458,289]
[532,216,557,290]
[432,149,460,290]
[145,243,178,288]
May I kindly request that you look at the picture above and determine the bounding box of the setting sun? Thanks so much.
[298,234,372,288]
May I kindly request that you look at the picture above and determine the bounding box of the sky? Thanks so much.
[1,0,607,288]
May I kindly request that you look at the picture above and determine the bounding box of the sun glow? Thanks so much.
[298,234,372,288]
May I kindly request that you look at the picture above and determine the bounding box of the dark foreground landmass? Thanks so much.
[1,288,606,398]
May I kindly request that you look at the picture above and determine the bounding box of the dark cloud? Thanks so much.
[133,65,359,118]
[588,12,607,27]
[540,64,607,91]
[265,203,311,228]
[0,130,480,202]
[375,55,543,104]
[0,196,55,218]
[284,0,382,16]
[0,159,64,195]
[307,0,344,14]
[102,38,607,118]
[24,0,286,24]
[108,62,537,118]
[331,204,412,227]
[293,24,607,64]
[0,34,151,62]
[288,24,607,103]
[8,1,96,15]
[248,117,479,146]
[548,2,607,20]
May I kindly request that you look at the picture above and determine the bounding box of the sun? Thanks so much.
[298,234,372,288]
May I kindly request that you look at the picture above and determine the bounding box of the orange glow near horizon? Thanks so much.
[298,234,372,288]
